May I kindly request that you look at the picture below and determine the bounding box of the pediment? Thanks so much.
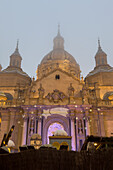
[36,68,80,83]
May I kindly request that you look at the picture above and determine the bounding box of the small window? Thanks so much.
[17,61,19,67]
[102,57,104,64]
[13,60,15,66]
[55,75,60,80]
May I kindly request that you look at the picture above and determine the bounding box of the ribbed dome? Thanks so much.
[41,49,78,65]
[41,27,78,65]
[37,27,81,80]
[54,129,68,136]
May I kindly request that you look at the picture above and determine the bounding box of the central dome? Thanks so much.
[41,26,77,65]
[37,27,81,80]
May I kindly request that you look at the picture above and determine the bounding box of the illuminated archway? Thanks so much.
[47,122,64,144]
[0,92,7,106]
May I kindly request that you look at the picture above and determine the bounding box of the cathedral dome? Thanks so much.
[37,27,81,80]
[41,49,78,65]
[41,26,77,65]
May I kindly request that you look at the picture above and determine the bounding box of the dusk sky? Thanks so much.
[0,0,113,79]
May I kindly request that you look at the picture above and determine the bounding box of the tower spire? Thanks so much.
[98,38,101,50]
[16,39,19,51]
[57,23,60,36]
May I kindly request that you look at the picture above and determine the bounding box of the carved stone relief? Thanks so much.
[46,89,66,103]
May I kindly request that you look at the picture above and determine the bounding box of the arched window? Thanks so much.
[13,60,15,66]
[102,57,104,64]
[47,122,64,144]
[98,58,100,65]
[17,60,19,67]
[55,75,60,80]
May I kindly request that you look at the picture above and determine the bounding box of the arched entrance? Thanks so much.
[43,114,69,144]
[47,122,64,144]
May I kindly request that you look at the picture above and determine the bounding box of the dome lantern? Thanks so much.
[10,40,22,68]
[95,39,107,67]
[53,24,64,50]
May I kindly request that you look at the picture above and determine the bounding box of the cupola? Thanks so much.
[10,40,22,68]
[95,39,107,67]
[53,25,64,50]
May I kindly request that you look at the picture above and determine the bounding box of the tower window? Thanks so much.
[17,61,19,67]
[97,58,100,65]
[13,60,15,66]
[102,57,104,64]
[55,75,60,80]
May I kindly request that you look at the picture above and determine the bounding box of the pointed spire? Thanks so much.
[15,39,19,52]
[53,24,64,49]
[98,38,102,50]
[57,23,61,36]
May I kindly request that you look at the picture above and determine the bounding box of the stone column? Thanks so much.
[21,118,27,145]
[38,119,41,136]
[86,119,90,136]
[99,114,105,136]
[9,110,16,128]
[71,119,76,151]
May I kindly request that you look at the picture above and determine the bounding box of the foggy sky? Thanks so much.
[0,0,113,79]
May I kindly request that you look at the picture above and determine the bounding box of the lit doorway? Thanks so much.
[47,122,64,144]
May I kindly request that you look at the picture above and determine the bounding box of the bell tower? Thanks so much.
[95,39,107,67]
[10,40,22,68]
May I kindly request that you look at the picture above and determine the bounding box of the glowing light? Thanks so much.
[97,108,100,111]
[47,122,64,144]
[22,114,25,118]
[94,143,98,146]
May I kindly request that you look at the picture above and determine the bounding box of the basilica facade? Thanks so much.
[0,29,113,151]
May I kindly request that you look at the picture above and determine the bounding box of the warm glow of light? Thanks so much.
[7,148,10,153]
[108,95,113,100]
[94,143,98,146]
[0,96,7,101]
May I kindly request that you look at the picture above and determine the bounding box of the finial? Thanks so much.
[16,39,19,51]
[58,23,60,36]
[98,37,101,50]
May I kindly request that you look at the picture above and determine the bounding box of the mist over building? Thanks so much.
[0,28,113,151]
